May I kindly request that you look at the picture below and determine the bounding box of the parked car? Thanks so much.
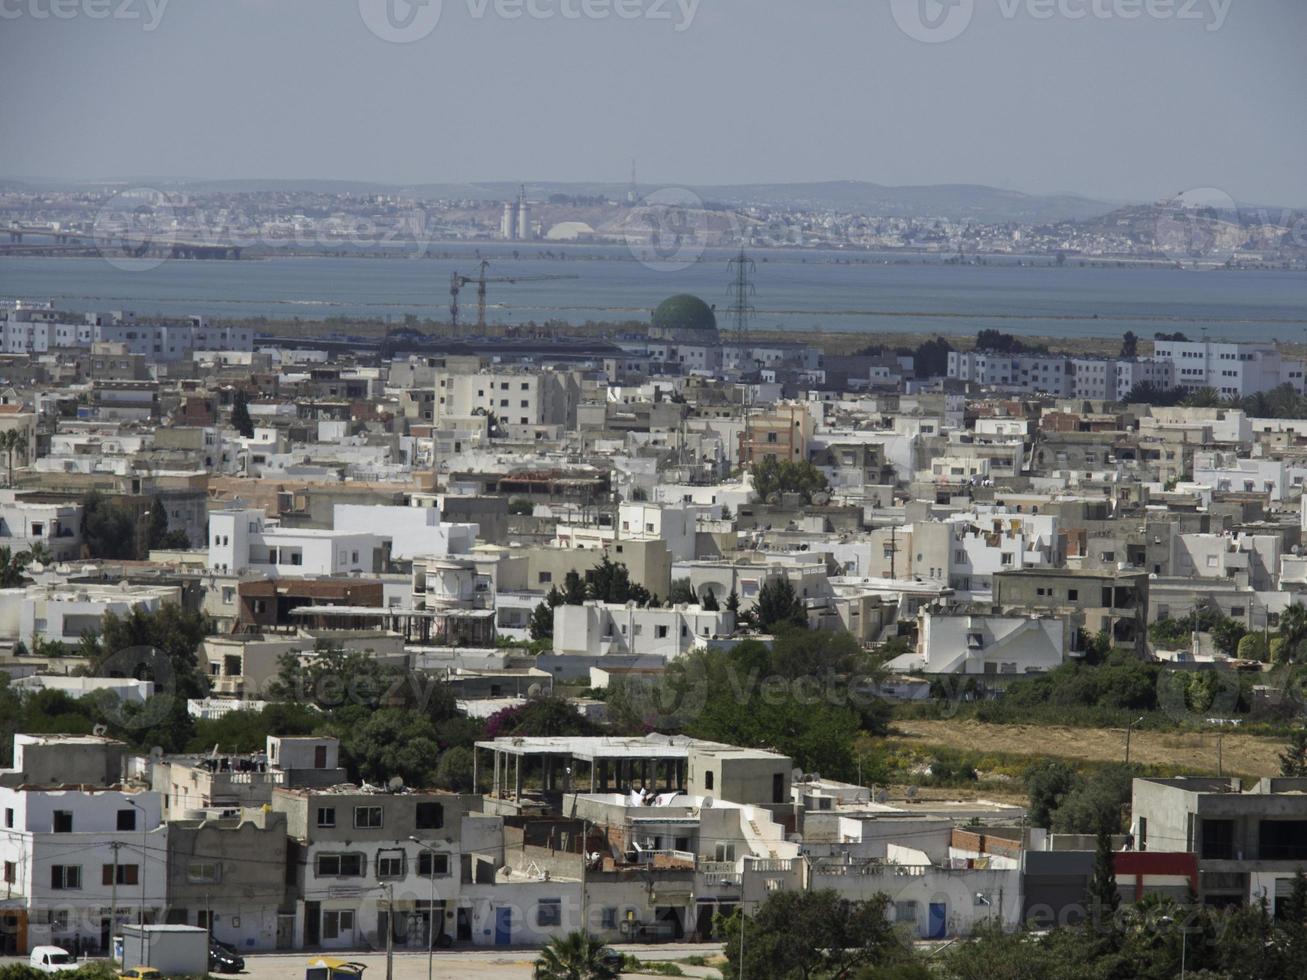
[29,947,78,973]
[210,938,245,973]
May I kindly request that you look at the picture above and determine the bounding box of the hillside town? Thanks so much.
[4,293,1307,976]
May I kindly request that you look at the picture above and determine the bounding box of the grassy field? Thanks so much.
[893,719,1283,779]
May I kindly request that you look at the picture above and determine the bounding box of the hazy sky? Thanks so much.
[2,0,1305,205]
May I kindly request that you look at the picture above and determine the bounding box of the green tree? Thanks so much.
[562,571,587,605]
[1120,331,1138,359]
[717,889,904,980]
[0,428,27,486]
[668,578,697,605]
[1280,730,1307,777]
[754,577,807,631]
[1050,764,1135,835]
[752,457,829,504]
[586,556,649,605]
[1238,633,1269,662]
[529,600,556,642]
[1280,604,1307,660]
[340,709,441,786]
[231,388,255,439]
[85,603,212,700]
[725,590,740,614]
[80,490,140,559]
[435,745,477,792]
[1026,760,1079,829]
[1212,617,1248,657]
[532,931,618,980]
[701,588,720,611]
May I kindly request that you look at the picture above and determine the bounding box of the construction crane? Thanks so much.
[449,259,579,333]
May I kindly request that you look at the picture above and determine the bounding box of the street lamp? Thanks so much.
[409,837,440,980]
[127,798,148,967]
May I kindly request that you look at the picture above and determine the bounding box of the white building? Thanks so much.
[0,309,252,361]
[1192,452,1287,501]
[332,504,477,562]
[0,783,164,954]
[434,368,581,428]
[889,610,1067,676]
[552,601,734,661]
[0,493,81,562]
[1152,339,1305,398]
[207,509,383,577]
[0,582,180,646]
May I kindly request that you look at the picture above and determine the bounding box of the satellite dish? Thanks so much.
[875,790,890,804]
[92,724,108,737]
[701,796,714,809]
[767,493,781,505]
[905,785,919,801]
[387,776,405,792]
[812,493,830,506]
[149,746,164,760]
[791,767,804,783]
[527,684,543,698]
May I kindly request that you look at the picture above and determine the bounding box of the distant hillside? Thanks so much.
[9,177,1118,224]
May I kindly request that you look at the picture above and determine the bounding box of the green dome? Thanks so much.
[652,294,718,338]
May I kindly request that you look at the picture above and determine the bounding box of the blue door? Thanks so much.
[494,907,513,945]
[928,903,947,939]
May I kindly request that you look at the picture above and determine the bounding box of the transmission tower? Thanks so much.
[725,247,756,348]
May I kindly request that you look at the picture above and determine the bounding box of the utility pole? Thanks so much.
[108,841,121,957]
[409,837,439,980]
[385,882,395,980]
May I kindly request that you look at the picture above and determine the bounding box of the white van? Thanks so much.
[29,946,78,973]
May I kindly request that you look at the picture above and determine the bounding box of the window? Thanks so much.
[537,899,562,927]
[185,862,219,884]
[416,802,444,830]
[117,809,137,832]
[103,864,140,886]
[314,745,328,769]
[316,853,364,877]
[601,908,617,929]
[52,810,73,833]
[376,851,405,879]
[322,910,354,940]
[418,851,449,877]
[895,900,918,923]
[50,865,81,890]
[3,861,15,884]
[1201,819,1235,860]
[772,773,785,804]
[3,807,12,828]
[317,807,336,829]
[704,770,714,790]
[1067,589,1079,601]
[354,806,383,829]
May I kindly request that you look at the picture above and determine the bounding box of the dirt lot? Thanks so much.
[893,719,1285,778]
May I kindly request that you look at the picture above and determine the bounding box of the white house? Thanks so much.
[889,610,1067,676]
[553,602,735,661]
[208,509,383,577]
[0,784,165,954]
[332,504,477,562]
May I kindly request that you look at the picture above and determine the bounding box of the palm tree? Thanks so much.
[532,931,618,980]
[1280,604,1307,660]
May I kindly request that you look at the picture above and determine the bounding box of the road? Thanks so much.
[2,944,724,979]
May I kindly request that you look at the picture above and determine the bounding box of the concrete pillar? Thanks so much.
[515,754,523,800]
